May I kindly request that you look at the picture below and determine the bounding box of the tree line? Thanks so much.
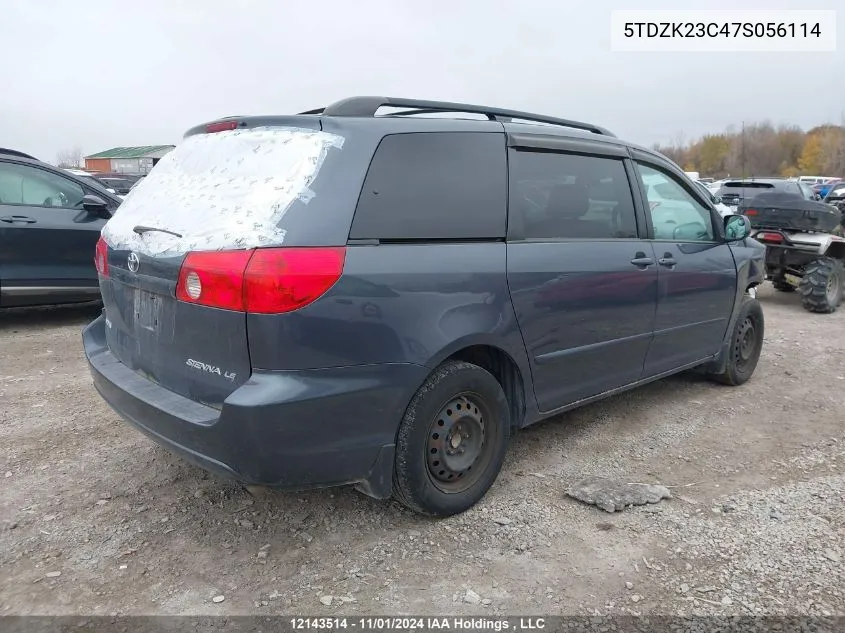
[651,121,845,179]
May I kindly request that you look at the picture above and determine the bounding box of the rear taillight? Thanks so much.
[95,237,109,277]
[744,208,758,216]
[757,232,784,243]
[176,247,346,313]
[176,250,254,311]
[206,121,238,133]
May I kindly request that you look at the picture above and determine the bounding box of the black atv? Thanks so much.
[739,188,845,313]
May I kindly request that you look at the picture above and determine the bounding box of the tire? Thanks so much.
[709,295,765,386]
[393,361,511,517]
[771,278,795,293]
[799,257,844,313]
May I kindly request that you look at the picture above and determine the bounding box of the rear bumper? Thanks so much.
[83,315,427,498]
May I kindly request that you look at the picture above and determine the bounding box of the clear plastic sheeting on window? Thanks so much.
[101,127,345,257]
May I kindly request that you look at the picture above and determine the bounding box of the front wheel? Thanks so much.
[709,295,764,386]
[799,257,844,313]
[393,361,510,517]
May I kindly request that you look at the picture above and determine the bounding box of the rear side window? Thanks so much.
[350,132,507,240]
[508,150,638,239]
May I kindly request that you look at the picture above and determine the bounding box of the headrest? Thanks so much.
[546,182,590,219]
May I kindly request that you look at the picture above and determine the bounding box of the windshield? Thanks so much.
[102,126,345,257]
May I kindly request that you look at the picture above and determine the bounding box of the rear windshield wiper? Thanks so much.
[133,225,183,238]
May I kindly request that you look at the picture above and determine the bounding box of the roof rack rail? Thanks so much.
[303,96,615,137]
[0,147,37,160]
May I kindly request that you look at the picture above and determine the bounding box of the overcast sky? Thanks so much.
[1,0,842,163]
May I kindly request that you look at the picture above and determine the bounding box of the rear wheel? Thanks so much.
[709,295,764,386]
[771,278,796,293]
[393,361,510,517]
[799,257,844,313]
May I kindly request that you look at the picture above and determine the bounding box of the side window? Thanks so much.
[350,132,507,240]
[0,162,85,208]
[636,164,715,241]
[508,150,638,239]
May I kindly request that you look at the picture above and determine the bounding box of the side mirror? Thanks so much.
[82,194,111,218]
[724,214,751,242]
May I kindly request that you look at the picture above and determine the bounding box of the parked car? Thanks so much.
[798,176,834,186]
[0,148,122,307]
[63,168,118,195]
[83,97,765,517]
[818,179,843,199]
[96,176,137,195]
[93,172,145,184]
[715,178,822,210]
[823,182,845,215]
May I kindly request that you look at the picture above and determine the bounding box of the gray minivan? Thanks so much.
[83,97,765,517]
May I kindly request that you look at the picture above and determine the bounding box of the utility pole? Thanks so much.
[741,121,746,178]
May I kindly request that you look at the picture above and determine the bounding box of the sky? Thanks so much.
[1,0,842,163]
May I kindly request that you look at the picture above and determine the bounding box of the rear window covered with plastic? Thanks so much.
[102,126,345,257]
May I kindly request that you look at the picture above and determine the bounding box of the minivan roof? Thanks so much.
[187,95,670,163]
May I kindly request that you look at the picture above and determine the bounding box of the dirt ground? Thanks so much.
[1,284,844,617]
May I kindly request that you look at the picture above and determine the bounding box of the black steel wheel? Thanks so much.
[709,295,764,386]
[393,361,510,517]
[426,393,494,493]
[799,257,844,313]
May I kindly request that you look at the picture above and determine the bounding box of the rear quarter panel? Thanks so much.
[246,242,533,388]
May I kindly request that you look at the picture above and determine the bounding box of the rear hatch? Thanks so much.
[716,181,775,208]
[98,249,250,408]
[95,119,348,408]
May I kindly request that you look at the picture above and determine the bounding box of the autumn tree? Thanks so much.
[651,121,845,179]
[798,133,825,174]
[697,134,730,175]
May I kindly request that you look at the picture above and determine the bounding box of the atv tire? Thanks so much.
[799,257,844,313]
[771,278,796,293]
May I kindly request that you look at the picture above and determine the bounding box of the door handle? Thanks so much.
[658,254,677,268]
[630,253,654,268]
[0,215,36,224]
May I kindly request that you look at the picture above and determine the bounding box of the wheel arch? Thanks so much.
[419,336,533,430]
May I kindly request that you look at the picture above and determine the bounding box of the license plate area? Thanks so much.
[133,289,161,332]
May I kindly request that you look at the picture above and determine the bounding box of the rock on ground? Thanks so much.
[566,476,672,512]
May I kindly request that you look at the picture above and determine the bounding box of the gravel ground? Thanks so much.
[1,283,843,616]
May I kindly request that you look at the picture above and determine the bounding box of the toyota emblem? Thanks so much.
[127,252,140,273]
